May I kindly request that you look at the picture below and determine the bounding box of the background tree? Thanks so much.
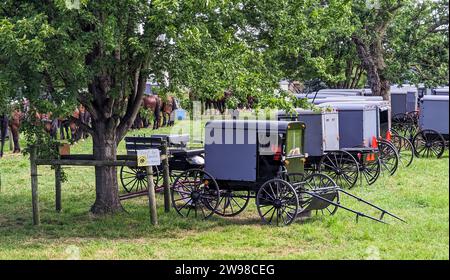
[0,0,273,214]
[386,0,449,87]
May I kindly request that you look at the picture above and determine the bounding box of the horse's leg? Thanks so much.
[11,125,20,153]
[64,122,70,140]
[164,112,167,127]
[0,116,6,157]
[59,120,65,140]
[51,119,58,140]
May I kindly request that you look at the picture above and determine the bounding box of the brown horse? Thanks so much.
[205,90,232,114]
[0,110,23,158]
[36,112,59,139]
[58,105,91,142]
[161,96,177,126]
[142,95,162,129]
[9,110,22,153]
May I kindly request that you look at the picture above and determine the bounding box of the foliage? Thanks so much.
[386,0,449,87]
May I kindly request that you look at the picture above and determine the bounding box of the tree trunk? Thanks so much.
[352,35,390,101]
[90,119,123,214]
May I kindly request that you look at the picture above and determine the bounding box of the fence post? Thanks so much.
[55,165,62,212]
[161,140,171,212]
[146,166,158,225]
[30,145,40,226]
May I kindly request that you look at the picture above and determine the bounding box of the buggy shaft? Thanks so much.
[301,191,388,224]
[337,188,406,223]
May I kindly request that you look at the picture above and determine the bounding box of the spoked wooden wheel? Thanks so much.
[213,189,251,217]
[301,173,339,216]
[318,151,359,189]
[171,169,220,219]
[406,111,419,128]
[357,153,381,185]
[256,179,299,226]
[390,134,414,167]
[286,172,307,185]
[303,161,317,177]
[413,129,446,158]
[120,166,160,193]
[377,139,399,176]
[392,113,416,139]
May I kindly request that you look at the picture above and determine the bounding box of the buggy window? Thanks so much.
[286,126,302,156]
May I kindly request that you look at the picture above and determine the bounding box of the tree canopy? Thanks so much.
[0,0,448,213]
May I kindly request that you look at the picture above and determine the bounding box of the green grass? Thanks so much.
[0,119,448,260]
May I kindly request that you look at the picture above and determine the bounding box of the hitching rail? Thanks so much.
[29,143,171,226]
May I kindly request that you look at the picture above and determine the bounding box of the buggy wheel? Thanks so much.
[301,173,339,216]
[286,172,307,184]
[171,169,220,219]
[303,161,317,177]
[390,128,400,136]
[120,166,160,193]
[413,129,445,158]
[392,113,416,139]
[318,151,359,189]
[213,190,251,217]
[390,134,414,167]
[256,179,299,226]
[358,153,381,185]
[377,139,399,176]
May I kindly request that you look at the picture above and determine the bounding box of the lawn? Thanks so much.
[0,118,448,260]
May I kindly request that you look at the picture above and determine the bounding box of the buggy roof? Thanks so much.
[315,91,361,96]
[276,108,336,116]
[295,93,328,99]
[318,102,378,111]
[318,89,367,93]
[205,120,301,133]
[422,95,449,101]
[311,96,383,104]
[433,88,449,94]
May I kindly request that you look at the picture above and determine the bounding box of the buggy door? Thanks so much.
[285,123,305,174]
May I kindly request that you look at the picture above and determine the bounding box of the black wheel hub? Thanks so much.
[136,171,146,180]
[425,142,432,148]
[273,199,283,209]
[335,168,343,175]
[191,191,201,201]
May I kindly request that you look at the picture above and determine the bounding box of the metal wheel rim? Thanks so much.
[390,134,414,167]
[171,169,220,219]
[302,173,339,216]
[256,179,299,226]
[318,151,359,189]
[120,166,159,193]
[378,140,399,176]
[413,130,445,158]
[360,156,381,185]
[213,189,251,217]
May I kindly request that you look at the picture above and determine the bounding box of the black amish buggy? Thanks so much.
[412,95,449,158]
[120,134,205,193]
[169,120,404,226]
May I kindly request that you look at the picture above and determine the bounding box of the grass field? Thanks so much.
[0,119,448,260]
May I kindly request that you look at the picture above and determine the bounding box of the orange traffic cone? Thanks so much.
[386,130,392,141]
[372,136,378,149]
[366,137,378,161]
